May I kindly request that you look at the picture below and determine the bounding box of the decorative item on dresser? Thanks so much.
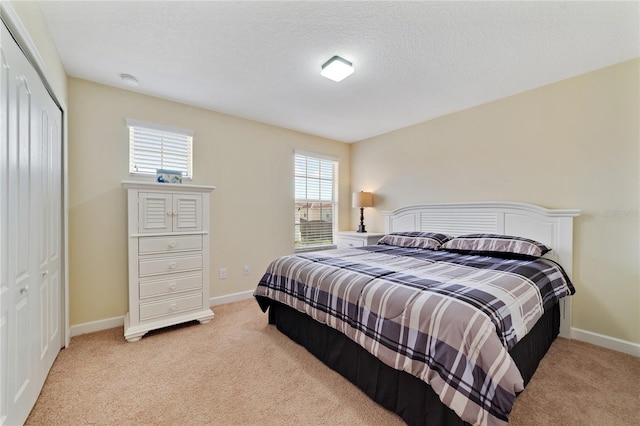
[336,231,385,249]
[121,181,215,342]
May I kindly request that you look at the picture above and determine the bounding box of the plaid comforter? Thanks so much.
[254,245,574,426]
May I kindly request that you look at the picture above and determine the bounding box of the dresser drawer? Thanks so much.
[139,235,202,255]
[139,293,203,321]
[139,273,202,299]
[139,254,202,277]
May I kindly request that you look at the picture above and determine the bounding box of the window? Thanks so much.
[127,119,193,178]
[294,151,338,251]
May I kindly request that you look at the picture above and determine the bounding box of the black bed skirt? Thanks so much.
[259,297,560,426]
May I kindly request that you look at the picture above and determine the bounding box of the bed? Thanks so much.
[254,202,580,426]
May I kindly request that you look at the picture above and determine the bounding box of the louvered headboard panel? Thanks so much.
[419,211,499,236]
[381,201,580,337]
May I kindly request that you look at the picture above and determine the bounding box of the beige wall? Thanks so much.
[351,59,640,344]
[67,78,350,325]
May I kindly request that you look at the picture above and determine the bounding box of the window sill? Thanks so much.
[128,172,192,181]
[295,245,337,253]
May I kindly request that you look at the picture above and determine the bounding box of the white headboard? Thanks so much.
[381,201,580,337]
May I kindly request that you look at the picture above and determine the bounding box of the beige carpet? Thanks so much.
[26,299,639,425]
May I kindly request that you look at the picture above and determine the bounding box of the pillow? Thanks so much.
[377,232,452,250]
[441,234,551,258]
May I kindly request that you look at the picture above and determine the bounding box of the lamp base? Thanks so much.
[357,207,367,233]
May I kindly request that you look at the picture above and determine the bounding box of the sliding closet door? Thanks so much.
[1,22,39,425]
[34,74,62,378]
[0,24,13,424]
[0,20,63,426]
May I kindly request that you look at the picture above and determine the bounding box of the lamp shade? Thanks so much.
[352,191,373,208]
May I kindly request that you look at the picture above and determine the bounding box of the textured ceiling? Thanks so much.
[38,1,639,143]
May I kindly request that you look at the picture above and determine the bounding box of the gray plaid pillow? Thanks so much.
[442,234,551,257]
[377,232,452,250]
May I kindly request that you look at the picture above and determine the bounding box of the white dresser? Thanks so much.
[122,181,215,342]
[336,231,385,249]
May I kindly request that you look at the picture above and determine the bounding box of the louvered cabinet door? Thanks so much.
[138,193,173,233]
[173,194,202,232]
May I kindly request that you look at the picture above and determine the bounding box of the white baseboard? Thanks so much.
[68,295,639,358]
[209,290,254,306]
[70,315,124,338]
[68,291,255,338]
[571,327,640,357]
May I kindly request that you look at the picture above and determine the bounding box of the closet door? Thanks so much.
[33,71,62,381]
[0,34,7,426]
[1,23,39,425]
[0,21,63,426]
[0,30,9,426]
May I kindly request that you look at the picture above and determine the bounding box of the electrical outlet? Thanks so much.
[243,265,250,275]
[219,268,227,279]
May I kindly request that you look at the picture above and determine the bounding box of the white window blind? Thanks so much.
[127,119,193,178]
[294,152,338,251]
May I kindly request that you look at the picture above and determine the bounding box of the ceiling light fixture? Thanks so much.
[320,55,354,82]
[119,73,139,87]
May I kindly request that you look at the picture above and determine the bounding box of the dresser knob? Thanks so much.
[169,283,177,290]
[169,262,177,269]
[20,285,29,294]
[169,241,177,248]
[170,304,177,311]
